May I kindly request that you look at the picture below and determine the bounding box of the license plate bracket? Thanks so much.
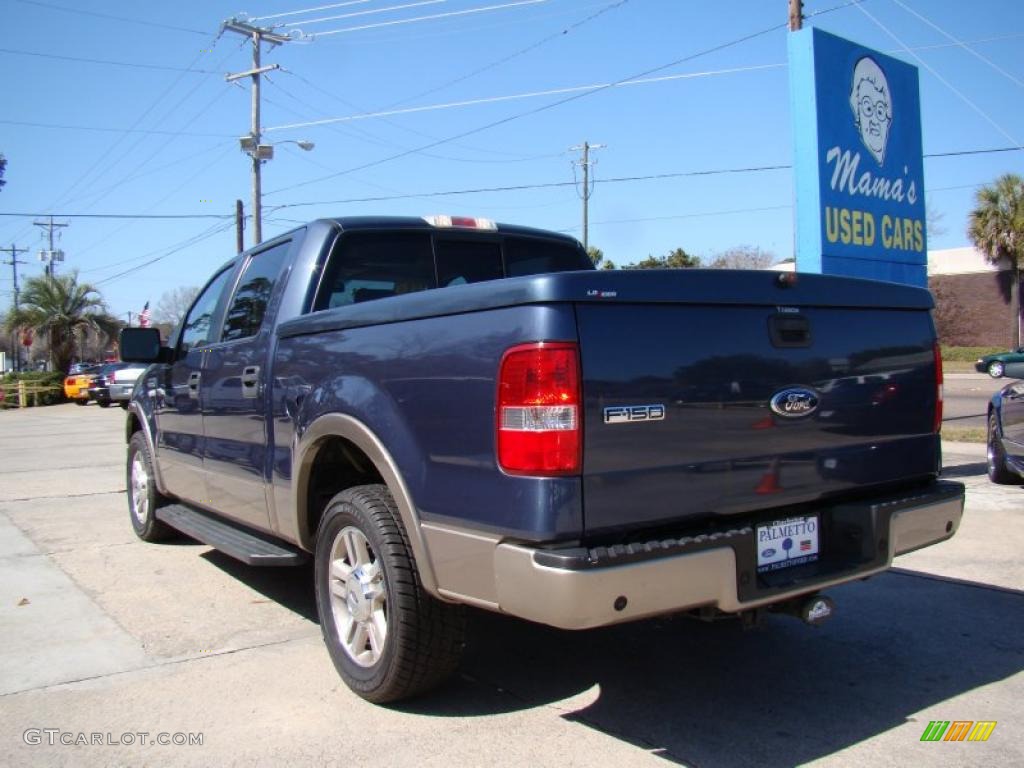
[756,514,820,573]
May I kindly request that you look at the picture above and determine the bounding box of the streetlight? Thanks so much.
[239,136,315,244]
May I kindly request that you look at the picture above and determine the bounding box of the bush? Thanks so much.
[0,372,68,407]
[940,346,1006,362]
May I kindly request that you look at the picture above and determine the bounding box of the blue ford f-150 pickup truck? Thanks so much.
[120,215,965,703]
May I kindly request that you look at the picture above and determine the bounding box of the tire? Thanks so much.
[988,361,1005,378]
[127,431,174,541]
[75,399,88,406]
[314,485,465,704]
[98,399,111,408]
[987,412,1018,485]
[119,402,129,410]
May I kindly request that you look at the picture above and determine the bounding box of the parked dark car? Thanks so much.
[988,379,1024,483]
[88,362,132,407]
[975,347,1024,378]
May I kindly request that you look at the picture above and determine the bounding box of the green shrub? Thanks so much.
[0,371,68,407]
[940,346,1005,362]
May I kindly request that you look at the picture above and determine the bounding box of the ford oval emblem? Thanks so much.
[770,387,819,419]
[762,548,776,558]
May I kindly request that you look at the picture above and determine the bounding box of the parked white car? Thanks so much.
[108,365,147,408]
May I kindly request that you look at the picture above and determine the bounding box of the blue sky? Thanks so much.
[1,0,1022,319]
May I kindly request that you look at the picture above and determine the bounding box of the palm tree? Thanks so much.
[967,173,1024,347]
[5,271,121,373]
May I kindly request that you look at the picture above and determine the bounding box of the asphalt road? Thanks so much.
[0,404,1021,767]
[944,373,1016,429]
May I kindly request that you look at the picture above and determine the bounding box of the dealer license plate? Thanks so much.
[756,515,819,573]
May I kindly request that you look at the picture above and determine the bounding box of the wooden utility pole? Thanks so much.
[2,244,28,371]
[570,141,605,252]
[223,19,291,248]
[235,199,245,253]
[789,0,803,31]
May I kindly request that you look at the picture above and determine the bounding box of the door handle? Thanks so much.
[188,372,201,399]
[241,366,261,399]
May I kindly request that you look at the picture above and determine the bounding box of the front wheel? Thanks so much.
[988,361,1005,378]
[988,413,1018,484]
[75,399,88,406]
[314,485,465,703]
[127,432,174,541]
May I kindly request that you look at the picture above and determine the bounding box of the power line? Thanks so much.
[0,47,219,73]
[279,0,447,28]
[266,18,789,195]
[313,0,548,37]
[12,0,209,35]
[250,1,375,23]
[266,62,784,132]
[854,2,1022,151]
[377,0,630,112]
[2,145,1014,222]
[265,0,864,197]
[92,221,237,285]
[264,28,1022,134]
[889,0,1024,90]
[0,119,233,138]
[0,213,233,220]
[271,72,562,163]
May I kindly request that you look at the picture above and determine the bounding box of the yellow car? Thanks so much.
[64,368,98,405]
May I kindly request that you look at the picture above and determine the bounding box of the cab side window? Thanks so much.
[314,232,435,311]
[222,241,291,342]
[179,267,233,353]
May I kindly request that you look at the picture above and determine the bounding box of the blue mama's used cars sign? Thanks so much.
[789,28,927,287]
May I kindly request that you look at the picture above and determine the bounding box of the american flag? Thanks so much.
[138,301,151,328]
[800,539,812,552]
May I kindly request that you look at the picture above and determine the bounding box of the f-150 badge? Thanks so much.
[604,405,666,424]
[769,388,819,418]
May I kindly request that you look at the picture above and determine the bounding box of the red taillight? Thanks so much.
[933,342,944,433]
[497,342,581,475]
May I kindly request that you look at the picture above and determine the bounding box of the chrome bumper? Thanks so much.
[487,482,965,630]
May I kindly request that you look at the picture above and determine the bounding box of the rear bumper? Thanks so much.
[108,383,135,401]
[490,480,964,630]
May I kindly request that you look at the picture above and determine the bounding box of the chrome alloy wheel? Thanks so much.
[130,453,149,525]
[329,526,388,667]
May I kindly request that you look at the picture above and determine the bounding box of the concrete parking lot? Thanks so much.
[0,403,1021,767]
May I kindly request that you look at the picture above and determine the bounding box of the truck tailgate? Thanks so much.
[577,296,940,537]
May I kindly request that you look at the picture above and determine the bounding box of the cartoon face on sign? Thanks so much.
[849,56,892,165]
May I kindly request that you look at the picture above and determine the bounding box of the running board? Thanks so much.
[156,504,308,566]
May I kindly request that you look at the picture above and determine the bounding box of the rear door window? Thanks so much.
[221,240,291,342]
[315,232,435,311]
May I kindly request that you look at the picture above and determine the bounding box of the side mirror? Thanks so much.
[120,327,169,363]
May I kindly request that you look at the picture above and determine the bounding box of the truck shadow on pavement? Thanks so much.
[406,569,1024,767]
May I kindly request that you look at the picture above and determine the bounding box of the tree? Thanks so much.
[624,247,700,269]
[4,271,121,373]
[587,246,615,270]
[967,173,1024,347]
[706,245,776,270]
[154,285,200,327]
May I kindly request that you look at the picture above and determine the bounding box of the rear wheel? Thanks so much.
[75,399,88,406]
[314,485,465,703]
[988,412,1018,484]
[127,432,174,541]
[988,360,1005,378]
[97,399,111,408]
